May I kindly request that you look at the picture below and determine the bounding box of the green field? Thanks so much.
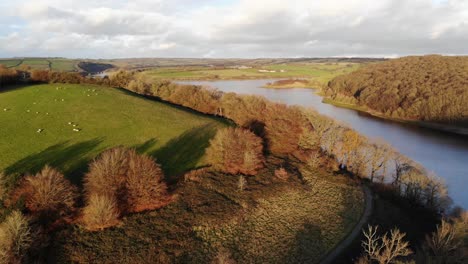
[0,58,78,71]
[0,84,227,184]
[143,63,362,85]
[0,59,22,68]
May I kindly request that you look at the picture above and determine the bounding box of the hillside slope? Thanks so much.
[325,55,468,127]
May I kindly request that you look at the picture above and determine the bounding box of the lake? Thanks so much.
[178,79,468,209]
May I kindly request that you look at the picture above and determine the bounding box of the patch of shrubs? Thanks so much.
[83,147,171,229]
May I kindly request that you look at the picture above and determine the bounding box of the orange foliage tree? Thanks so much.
[206,128,265,175]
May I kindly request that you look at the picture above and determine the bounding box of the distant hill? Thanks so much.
[326,55,468,127]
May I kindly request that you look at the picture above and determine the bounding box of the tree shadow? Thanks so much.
[133,138,158,154]
[150,124,218,183]
[286,222,326,263]
[5,138,103,186]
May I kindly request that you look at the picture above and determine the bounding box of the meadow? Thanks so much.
[0,84,227,185]
[0,58,78,71]
[53,162,364,263]
[143,62,362,85]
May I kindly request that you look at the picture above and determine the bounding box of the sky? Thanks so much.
[0,0,467,59]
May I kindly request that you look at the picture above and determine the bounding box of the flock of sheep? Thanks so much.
[2,86,99,134]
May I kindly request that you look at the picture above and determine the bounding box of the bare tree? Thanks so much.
[368,142,390,182]
[0,211,33,263]
[361,225,412,264]
[425,220,460,257]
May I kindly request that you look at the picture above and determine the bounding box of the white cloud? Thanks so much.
[0,0,466,58]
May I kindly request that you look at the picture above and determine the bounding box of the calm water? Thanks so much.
[178,79,468,209]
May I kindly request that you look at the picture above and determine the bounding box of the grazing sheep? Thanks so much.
[26,110,30,113]
[37,129,43,133]
[73,128,81,132]
[3,108,8,111]
[68,122,73,125]
[35,112,39,114]
[61,99,65,102]
[73,124,77,127]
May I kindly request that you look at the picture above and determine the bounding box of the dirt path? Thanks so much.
[320,184,373,264]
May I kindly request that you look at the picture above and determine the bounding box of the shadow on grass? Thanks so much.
[150,124,218,183]
[133,138,158,154]
[287,222,325,263]
[5,138,103,186]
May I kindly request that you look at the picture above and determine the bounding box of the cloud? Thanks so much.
[0,0,466,58]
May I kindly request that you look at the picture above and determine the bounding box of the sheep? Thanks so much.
[73,128,81,132]
[3,108,8,112]
[37,129,43,133]
[26,110,30,113]
[68,122,73,125]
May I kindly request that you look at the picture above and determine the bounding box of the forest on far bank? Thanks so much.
[325,55,468,126]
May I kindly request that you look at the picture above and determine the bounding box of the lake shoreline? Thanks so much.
[321,97,468,137]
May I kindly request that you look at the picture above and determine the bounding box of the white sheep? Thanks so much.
[37,129,43,133]
[73,128,81,132]
[3,108,8,112]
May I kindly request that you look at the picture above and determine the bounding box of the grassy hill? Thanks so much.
[53,164,363,264]
[0,84,227,184]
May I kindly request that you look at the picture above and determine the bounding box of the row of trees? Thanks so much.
[0,66,20,88]
[326,55,468,124]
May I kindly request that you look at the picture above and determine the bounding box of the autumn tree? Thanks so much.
[11,166,78,222]
[206,128,264,175]
[83,147,170,218]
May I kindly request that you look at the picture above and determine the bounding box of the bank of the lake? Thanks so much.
[322,97,468,137]
[177,79,468,209]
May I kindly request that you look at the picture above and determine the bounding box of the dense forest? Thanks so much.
[326,55,468,126]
